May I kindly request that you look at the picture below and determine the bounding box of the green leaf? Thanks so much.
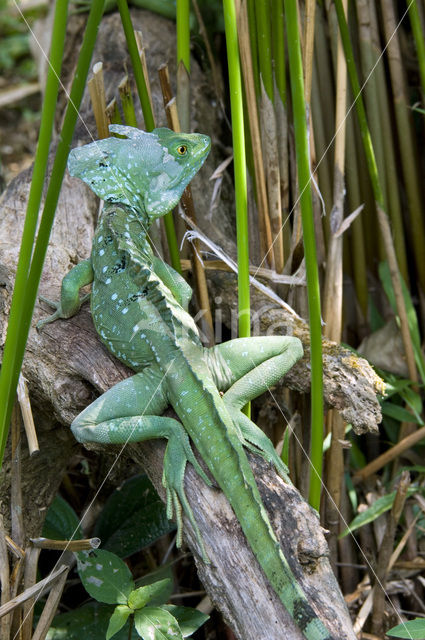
[161,605,209,637]
[106,605,132,640]
[94,475,175,558]
[401,385,423,419]
[383,375,416,398]
[134,607,183,640]
[46,602,139,639]
[135,567,174,606]
[340,488,418,538]
[387,618,425,638]
[76,549,134,604]
[400,466,425,474]
[128,579,171,610]
[381,402,423,425]
[42,495,83,540]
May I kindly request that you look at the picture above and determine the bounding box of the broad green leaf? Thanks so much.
[135,566,174,606]
[106,605,132,640]
[46,602,139,639]
[135,607,183,640]
[340,488,418,538]
[42,495,83,540]
[94,474,175,558]
[128,579,171,610]
[381,402,424,425]
[76,549,134,604]
[387,618,425,638]
[161,605,209,637]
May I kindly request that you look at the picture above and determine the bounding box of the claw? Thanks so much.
[36,297,62,330]
[226,406,291,483]
[185,448,212,487]
[162,437,210,563]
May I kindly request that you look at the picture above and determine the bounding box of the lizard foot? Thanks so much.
[162,433,211,563]
[36,296,63,330]
[227,406,291,483]
[36,293,90,330]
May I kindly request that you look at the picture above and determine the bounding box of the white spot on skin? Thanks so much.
[99,249,105,256]
[111,293,118,300]
[122,308,128,314]
[105,278,111,284]
[102,266,108,273]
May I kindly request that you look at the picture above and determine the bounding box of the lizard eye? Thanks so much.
[177,145,187,156]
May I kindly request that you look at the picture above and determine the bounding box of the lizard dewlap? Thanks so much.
[38,126,338,640]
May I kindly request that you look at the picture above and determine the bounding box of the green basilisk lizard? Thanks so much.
[38,125,336,640]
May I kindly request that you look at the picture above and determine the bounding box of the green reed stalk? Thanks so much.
[246,0,260,97]
[271,0,286,105]
[118,76,138,126]
[408,0,425,98]
[176,0,191,132]
[0,0,105,467]
[176,0,190,72]
[223,0,250,413]
[116,0,181,273]
[283,0,324,510]
[117,0,155,130]
[255,0,273,100]
[333,0,418,386]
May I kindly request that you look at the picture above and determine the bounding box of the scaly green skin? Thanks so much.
[38,125,335,640]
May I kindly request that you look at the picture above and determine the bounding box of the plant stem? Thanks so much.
[0,0,105,467]
[223,0,250,414]
[176,0,190,72]
[408,0,425,99]
[254,0,273,100]
[284,0,323,510]
[333,0,418,386]
[116,0,155,131]
[176,0,191,132]
[116,0,181,273]
[0,0,70,464]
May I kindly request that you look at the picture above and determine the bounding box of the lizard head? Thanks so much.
[67,125,211,220]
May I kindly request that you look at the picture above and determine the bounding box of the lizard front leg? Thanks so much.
[71,368,211,561]
[37,259,94,328]
[207,336,303,479]
[151,256,192,311]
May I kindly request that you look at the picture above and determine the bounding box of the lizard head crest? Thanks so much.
[67,125,211,220]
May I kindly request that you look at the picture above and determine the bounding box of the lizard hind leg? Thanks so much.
[207,336,303,481]
[70,370,211,562]
[225,406,290,483]
[207,335,303,407]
